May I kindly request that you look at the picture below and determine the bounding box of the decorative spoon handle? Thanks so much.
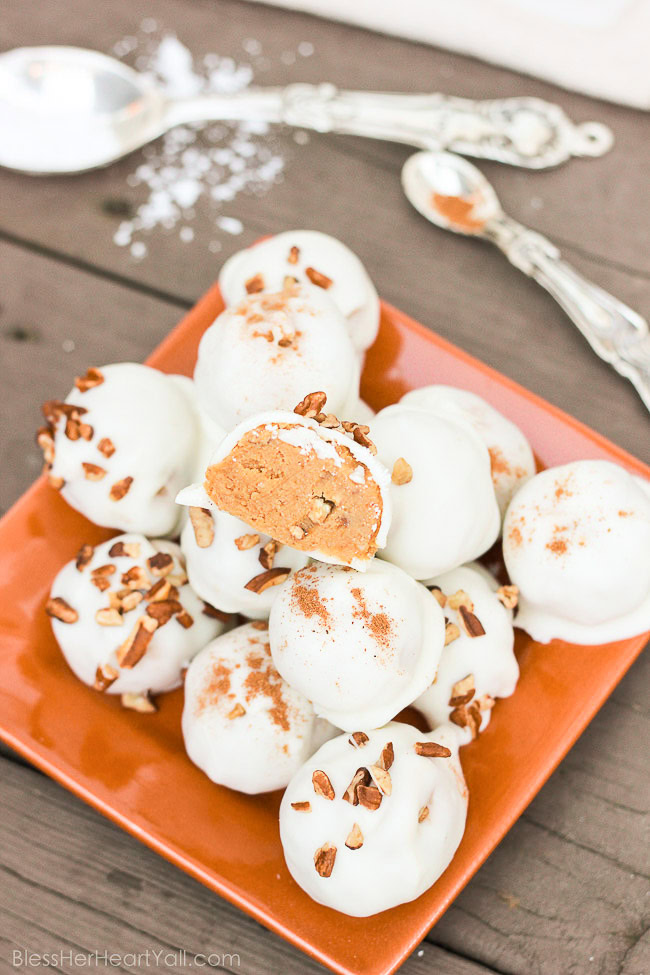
[169,85,612,169]
[485,215,650,410]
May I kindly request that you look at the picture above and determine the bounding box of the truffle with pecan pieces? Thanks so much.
[218,230,380,356]
[182,622,335,794]
[47,534,225,697]
[279,722,468,916]
[269,560,445,731]
[503,460,650,644]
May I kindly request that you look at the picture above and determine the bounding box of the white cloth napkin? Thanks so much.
[251,0,650,109]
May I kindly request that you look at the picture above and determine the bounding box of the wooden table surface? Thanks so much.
[1,2,649,973]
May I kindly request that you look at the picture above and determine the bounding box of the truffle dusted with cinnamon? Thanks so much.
[201,407,392,569]
[176,483,310,620]
[47,534,225,697]
[269,560,445,731]
[370,404,500,579]
[38,363,201,537]
[400,385,536,517]
[503,460,650,644]
[182,622,336,794]
[279,722,468,916]
[218,230,380,355]
[414,564,519,741]
[193,282,360,431]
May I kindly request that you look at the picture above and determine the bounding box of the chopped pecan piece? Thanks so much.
[287,245,300,265]
[82,462,107,481]
[312,770,335,800]
[109,476,133,501]
[289,525,306,541]
[316,413,340,429]
[75,543,94,571]
[478,693,496,712]
[458,605,486,638]
[250,619,269,630]
[147,552,174,577]
[94,663,118,691]
[449,674,475,707]
[447,589,473,612]
[348,731,369,748]
[176,610,194,629]
[357,785,382,811]
[202,603,232,623]
[305,266,333,289]
[45,597,78,624]
[36,426,55,464]
[121,590,144,612]
[342,767,371,805]
[189,506,215,548]
[121,565,149,590]
[414,741,452,758]
[245,273,265,294]
[227,702,246,719]
[449,701,482,739]
[108,541,141,559]
[91,575,111,592]
[429,585,447,608]
[145,578,173,602]
[74,367,104,392]
[258,539,280,570]
[308,497,334,524]
[234,533,260,551]
[121,691,157,713]
[116,615,157,668]
[95,608,123,626]
[345,823,364,850]
[314,843,336,878]
[369,765,392,796]
[291,801,311,812]
[244,567,291,593]
[391,457,413,485]
[418,806,430,823]
[497,584,519,610]
[342,421,377,455]
[146,599,183,626]
[97,437,116,458]
[444,621,460,646]
[294,390,327,418]
[65,416,93,441]
[377,742,394,771]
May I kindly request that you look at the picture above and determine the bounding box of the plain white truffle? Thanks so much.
[370,404,500,579]
[279,722,468,916]
[47,534,224,696]
[42,363,201,537]
[269,560,445,730]
[401,385,536,516]
[193,283,359,431]
[177,483,310,619]
[182,622,336,794]
[414,564,519,741]
[503,460,650,644]
[218,230,380,354]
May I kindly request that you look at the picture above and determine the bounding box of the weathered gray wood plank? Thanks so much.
[0,757,496,975]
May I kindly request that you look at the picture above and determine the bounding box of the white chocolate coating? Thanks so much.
[279,722,468,916]
[46,363,201,537]
[503,461,650,644]
[414,565,519,741]
[203,409,392,569]
[48,534,224,695]
[171,375,227,480]
[371,404,500,579]
[269,560,445,730]
[182,622,336,794]
[401,385,536,517]
[193,283,360,431]
[177,483,310,619]
[218,230,380,354]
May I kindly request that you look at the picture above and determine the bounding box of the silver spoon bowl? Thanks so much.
[401,151,650,412]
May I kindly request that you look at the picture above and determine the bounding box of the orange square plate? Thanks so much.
[0,282,648,975]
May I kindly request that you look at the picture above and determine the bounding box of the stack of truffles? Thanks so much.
[40,230,650,917]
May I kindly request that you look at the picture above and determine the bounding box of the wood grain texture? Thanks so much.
[1,0,649,973]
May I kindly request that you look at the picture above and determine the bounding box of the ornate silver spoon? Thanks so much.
[401,150,650,412]
[0,45,613,174]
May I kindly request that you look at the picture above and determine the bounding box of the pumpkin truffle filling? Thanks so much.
[204,420,386,565]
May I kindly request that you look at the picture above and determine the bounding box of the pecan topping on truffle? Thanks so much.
[202,604,232,623]
[95,608,124,627]
[147,552,174,577]
[75,543,94,571]
[176,610,194,629]
[259,539,280,570]
[227,702,246,719]
[418,806,430,823]
[343,767,371,805]
[121,691,157,713]
[449,674,476,707]
[447,590,473,611]
[497,584,519,609]
[74,367,104,392]
[82,462,107,481]
[189,506,214,548]
[109,476,133,501]
[121,565,149,590]
[345,823,364,850]
[291,801,311,812]
[36,427,55,464]
[287,245,300,265]
[414,741,452,758]
[146,599,183,627]
[458,605,486,638]
[116,615,157,668]
[449,701,482,739]
[369,765,392,796]
[244,567,291,593]
[357,784,383,811]
[108,541,141,559]
[245,273,265,294]
[391,457,413,485]
[45,597,78,624]
[312,770,335,800]
[378,742,394,771]
[94,663,118,691]
[429,585,447,608]
[348,731,369,748]
[305,266,333,289]
[294,390,327,418]
[314,843,336,877]
[98,437,116,458]
[444,621,460,645]
[235,533,260,551]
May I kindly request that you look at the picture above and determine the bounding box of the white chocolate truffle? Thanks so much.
[218,230,380,354]
[170,375,227,480]
[202,409,392,569]
[46,534,225,696]
[279,722,468,916]
[370,405,500,579]
[182,622,336,794]
[176,483,310,619]
[269,561,445,730]
[40,364,201,537]
[414,565,519,742]
[401,385,535,516]
[193,283,359,431]
[503,460,650,644]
